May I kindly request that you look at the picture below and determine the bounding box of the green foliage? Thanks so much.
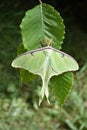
[17,43,27,55]
[20,69,36,82]
[0,2,22,92]
[0,68,87,130]
[20,3,65,50]
[17,43,36,82]
[51,72,73,106]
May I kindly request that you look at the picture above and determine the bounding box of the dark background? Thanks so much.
[1,0,87,65]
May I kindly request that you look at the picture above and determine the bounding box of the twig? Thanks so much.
[39,0,42,4]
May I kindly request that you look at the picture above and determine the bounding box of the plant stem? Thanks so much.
[39,0,42,4]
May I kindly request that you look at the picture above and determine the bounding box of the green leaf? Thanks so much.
[20,3,65,50]
[51,72,73,106]
[17,43,27,55]
[17,43,36,82]
[20,69,36,82]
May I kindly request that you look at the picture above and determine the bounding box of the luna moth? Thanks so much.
[12,46,79,105]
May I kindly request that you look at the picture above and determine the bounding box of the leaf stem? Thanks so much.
[39,0,42,4]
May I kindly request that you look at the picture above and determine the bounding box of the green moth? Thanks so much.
[12,46,79,105]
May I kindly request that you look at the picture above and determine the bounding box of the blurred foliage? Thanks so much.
[0,66,87,130]
[0,0,87,129]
